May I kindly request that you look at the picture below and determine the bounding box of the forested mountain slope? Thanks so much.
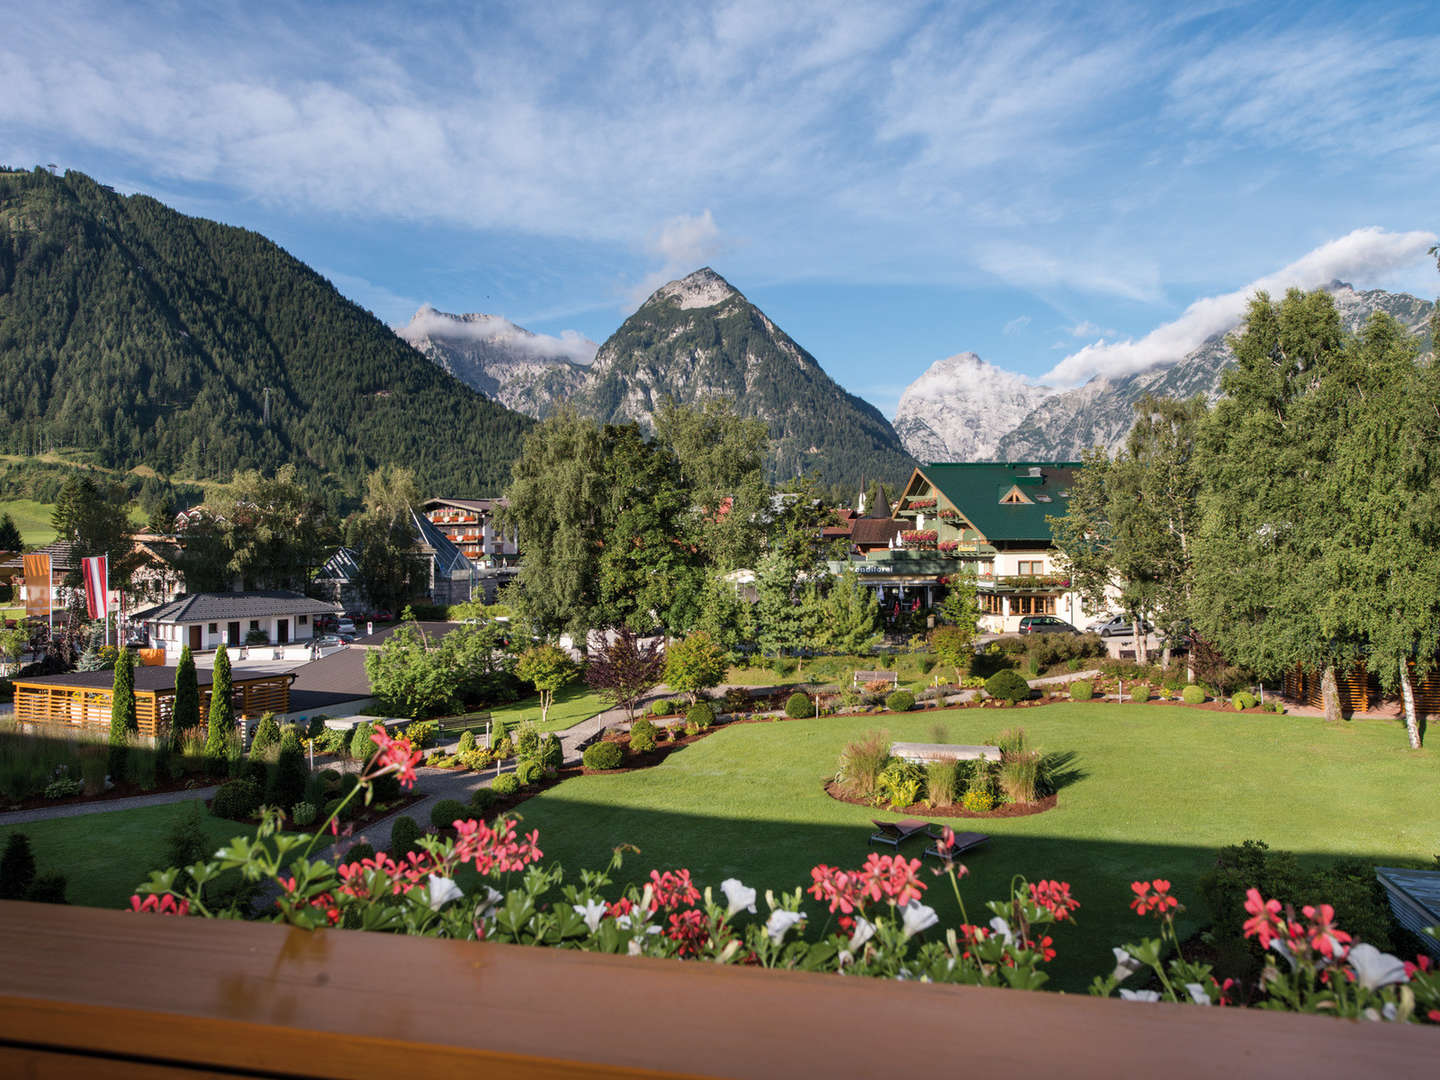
[0,168,530,495]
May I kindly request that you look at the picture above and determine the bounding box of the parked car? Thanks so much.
[1017,615,1081,635]
[369,609,393,623]
[336,618,357,635]
[315,614,339,632]
[311,634,345,650]
[1088,614,1154,638]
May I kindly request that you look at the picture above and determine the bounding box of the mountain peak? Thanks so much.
[651,267,740,310]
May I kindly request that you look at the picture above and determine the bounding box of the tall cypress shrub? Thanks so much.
[171,645,200,753]
[107,651,137,782]
[204,643,234,775]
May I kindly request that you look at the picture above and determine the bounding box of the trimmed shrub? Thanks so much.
[0,833,37,900]
[342,842,375,866]
[24,872,68,904]
[457,730,476,754]
[469,787,497,814]
[211,779,262,821]
[687,701,716,730]
[583,741,625,771]
[985,669,1032,704]
[459,748,492,771]
[885,690,916,713]
[269,729,309,809]
[515,722,540,760]
[430,798,468,830]
[514,759,543,786]
[249,714,281,758]
[784,692,815,719]
[647,698,672,718]
[961,788,995,813]
[537,733,562,769]
[1181,684,1206,704]
[1231,691,1260,711]
[290,801,317,827]
[349,721,377,763]
[492,773,521,797]
[1069,680,1094,702]
[242,757,269,790]
[389,815,423,859]
[629,717,658,753]
[1131,684,1151,703]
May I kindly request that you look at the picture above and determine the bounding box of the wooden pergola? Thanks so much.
[11,666,294,740]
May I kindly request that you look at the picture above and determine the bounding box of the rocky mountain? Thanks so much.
[396,306,592,418]
[892,352,1053,461]
[896,281,1435,463]
[574,268,915,486]
[0,167,532,495]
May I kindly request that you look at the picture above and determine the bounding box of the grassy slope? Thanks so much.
[726,652,944,691]
[480,681,608,735]
[512,703,1435,990]
[0,499,58,547]
[0,799,270,909]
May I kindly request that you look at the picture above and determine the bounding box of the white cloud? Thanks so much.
[626,209,726,307]
[1041,227,1439,386]
[398,306,598,366]
[1068,320,1114,338]
[1002,315,1031,335]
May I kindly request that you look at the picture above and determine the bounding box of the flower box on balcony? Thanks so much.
[906,497,937,509]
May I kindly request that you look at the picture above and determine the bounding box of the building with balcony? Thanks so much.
[849,462,1111,633]
[421,497,518,568]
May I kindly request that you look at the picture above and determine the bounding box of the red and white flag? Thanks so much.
[82,555,108,621]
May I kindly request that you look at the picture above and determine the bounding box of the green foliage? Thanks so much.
[400,720,438,750]
[1231,691,1259,711]
[364,624,462,719]
[429,799,468,830]
[0,833,37,899]
[389,815,423,859]
[629,716,658,753]
[783,692,815,719]
[492,773,521,796]
[249,714,281,758]
[686,701,716,730]
[875,760,925,810]
[24,871,68,904]
[537,733,562,769]
[349,722,377,764]
[107,652,136,782]
[0,169,529,494]
[1069,680,1093,702]
[925,759,960,808]
[663,632,727,703]
[647,698,673,718]
[1131,684,1151,703]
[984,669,1032,704]
[342,843,376,865]
[885,690,915,713]
[171,646,200,752]
[468,787,497,814]
[204,643,234,772]
[457,730,476,755]
[514,721,540,761]
[290,802,317,827]
[211,779,262,821]
[268,729,308,810]
[43,777,85,799]
[1181,684,1206,704]
[0,512,20,551]
[929,624,976,685]
[815,569,881,655]
[515,759,545,786]
[582,741,625,771]
[960,788,995,813]
[514,644,579,727]
[836,731,890,800]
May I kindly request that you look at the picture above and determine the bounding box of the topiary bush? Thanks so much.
[469,787,496,814]
[1069,679,1093,702]
[0,833,37,900]
[537,733,562,769]
[515,759,544,786]
[429,798,468,830]
[211,779,262,821]
[582,741,625,771]
[629,716,658,753]
[687,701,716,730]
[1131,684,1151,703]
[647,698,672,718]
[985,669,1032,704]
[885,690,915,713]
[784,692,815,719]
[269,729,309,809]
[349,722,377,763]
[249,713,281,758]
[342,842,375,865]
[1231,691,1259,711]
[290,801,317,827]
[389,815,423,859]
[457,729,476,754]
[492,773,520,797]
[1181,684,1206,704]
[515,723,540,761]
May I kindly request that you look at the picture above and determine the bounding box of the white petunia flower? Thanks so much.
[1119,989,1162,1002]
[1269,937,1297,971]
[573,898,607,934]
[988,916,1015,945]
[720,878,757,917]
[1112,947,1144,982]
[765,909,805,945]
[1185,983,1211,1006]
[475,886,504,918]
[900,900,939,939]
[426,875,463,911]
[848,917,876,952]
[1348,944,1409,990]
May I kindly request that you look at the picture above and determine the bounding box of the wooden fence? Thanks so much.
[1282,662,1440,714]
[0,901,1435,1078]
[10,674,292,739]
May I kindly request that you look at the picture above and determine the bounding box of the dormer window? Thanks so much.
[1000,485,1031,505]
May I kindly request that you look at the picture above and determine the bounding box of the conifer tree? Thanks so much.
[204,643,234,773]
[107,650,137,782]
[170,645,200,753]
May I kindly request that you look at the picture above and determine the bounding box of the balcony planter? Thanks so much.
[906,497,937,509]
[900,529,937,550]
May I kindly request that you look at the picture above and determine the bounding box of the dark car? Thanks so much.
[1088,615,1154,638]
[311,634,346,650]
[1017,615,1081,635]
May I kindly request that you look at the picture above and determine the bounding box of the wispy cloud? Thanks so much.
[397,306,598,366]
[1002,315,1031,335]
[1041,227,1439,386]
[626,209,726,307]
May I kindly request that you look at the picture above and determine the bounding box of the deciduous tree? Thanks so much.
[662,631,726,704]
[585,627,665,718]
[514,644,578,727]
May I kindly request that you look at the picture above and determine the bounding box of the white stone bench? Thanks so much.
[853,669,900,689]
[890,742,1001,765]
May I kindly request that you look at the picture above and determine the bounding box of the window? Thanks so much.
[298,615,308,625]
[981,594,1004,615]
[1017,560,1044,576]
[208,623,218,634]
[249,620,260,631]
[1000,486,1031,505]
[1010,596,1057,615]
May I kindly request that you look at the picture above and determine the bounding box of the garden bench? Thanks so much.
[922,827,990,861]
[853,669,899,689]
[434,713,490,736]
[868,818,931,847]
[889,742,1001,765]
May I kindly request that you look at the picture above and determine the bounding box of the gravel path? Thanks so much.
[0,784,222,826]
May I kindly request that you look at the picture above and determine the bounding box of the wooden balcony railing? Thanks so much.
[0,901,1433,1078]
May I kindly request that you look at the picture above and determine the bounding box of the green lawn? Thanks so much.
[510,703,1436,990]
[727,652,944,691]
[0,499,58,548]
[0,799,275,910]
[484,681,609,734]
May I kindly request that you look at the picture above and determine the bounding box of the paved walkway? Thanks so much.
[0,783,222,826]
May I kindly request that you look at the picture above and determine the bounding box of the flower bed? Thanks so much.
[822,779,1057,818]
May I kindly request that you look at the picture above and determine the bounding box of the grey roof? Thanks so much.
[422,497,496,513]
[316,546,361,583]
[13,666,291,691]
[130,590,341,624]
[411,510,473,577]
[352,621,463,647]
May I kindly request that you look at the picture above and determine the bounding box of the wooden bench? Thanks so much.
[435,712,491,737]
[853,669,899,689]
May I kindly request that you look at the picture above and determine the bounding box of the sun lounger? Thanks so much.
[868,818,932,847]
[923,827,990,860]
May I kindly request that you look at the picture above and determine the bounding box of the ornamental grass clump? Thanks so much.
[836,730,891,801]
[925,759,960,808]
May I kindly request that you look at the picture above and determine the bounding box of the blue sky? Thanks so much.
[3,1,1438,416]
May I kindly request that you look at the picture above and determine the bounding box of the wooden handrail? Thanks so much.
[0,901,1433,1077]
